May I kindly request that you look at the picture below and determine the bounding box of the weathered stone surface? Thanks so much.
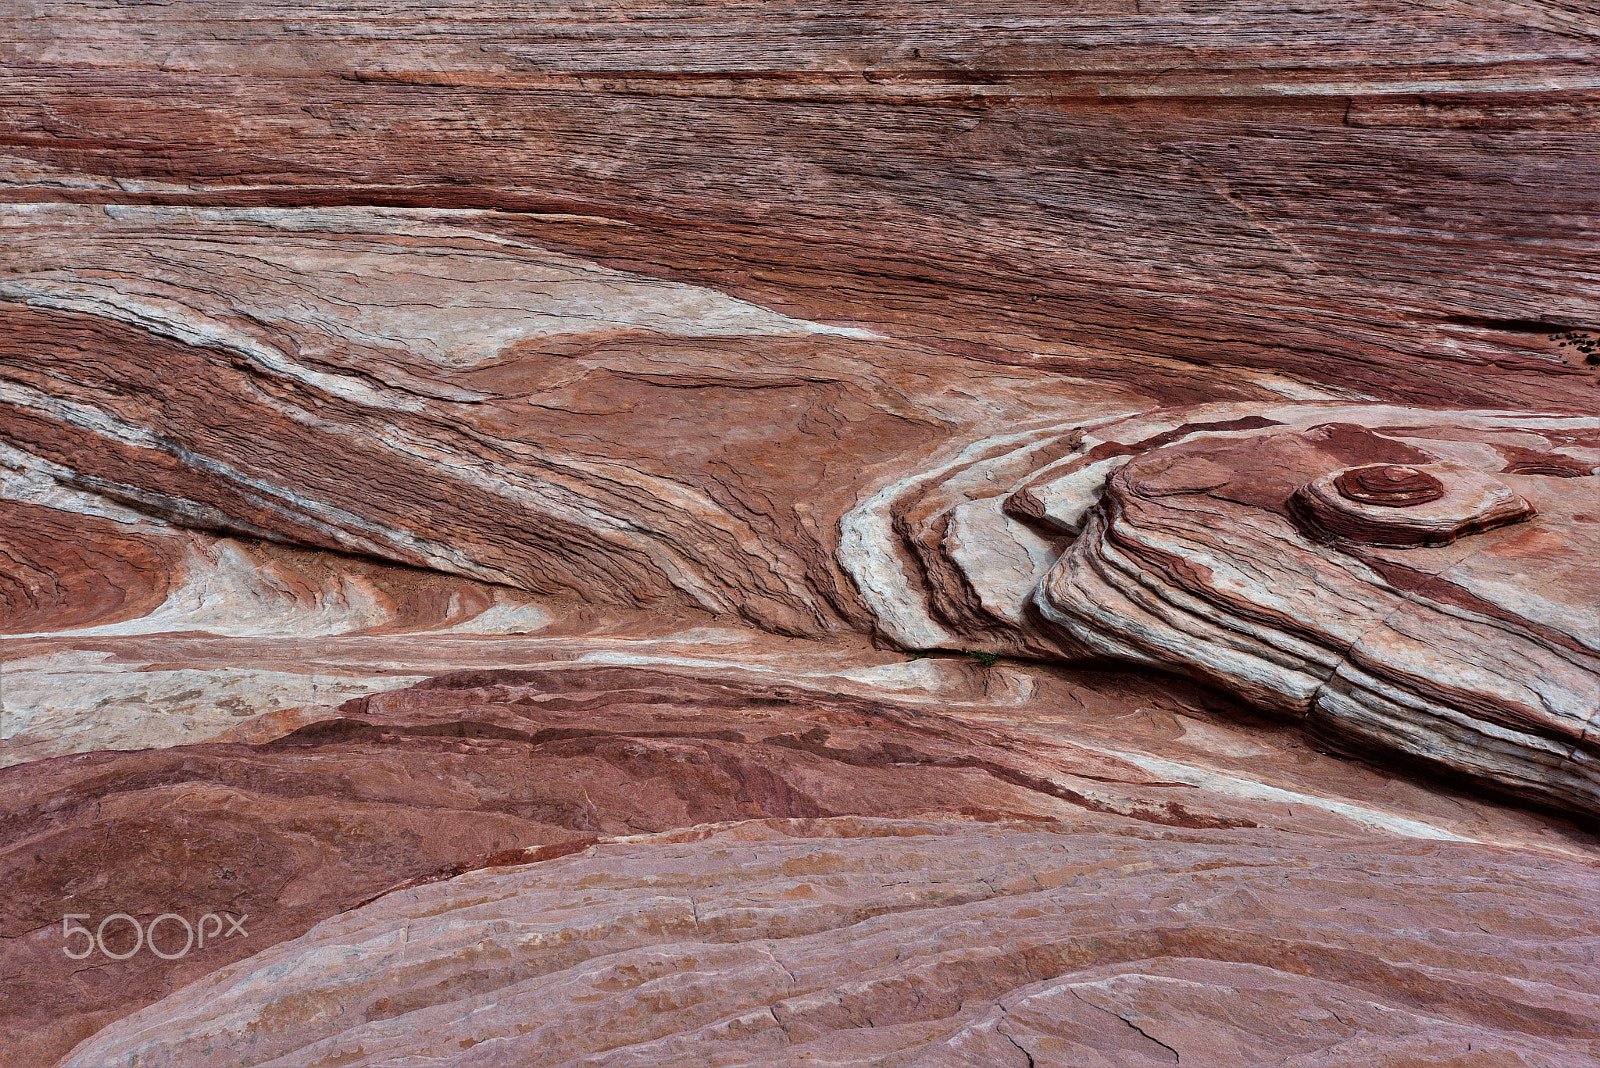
[3,2,1599,1064]
[7,664,1139,1062]
[1295,462,1535,546]
[57,816,1600,1068]
[5,5,1600,411]
[1034,407,1600,816]
[9,662,1600,1066]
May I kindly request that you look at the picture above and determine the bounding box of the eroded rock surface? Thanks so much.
[9,662,1599,1066]
[58,816,1600,1068]
[1033,407,1600,816]
[3,1,1599,1064]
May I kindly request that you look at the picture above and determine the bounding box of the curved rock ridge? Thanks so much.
[0,500,558,642]
[13,662,1593,1067]
[1030,406,1600,816]
[57,816,1600,1068]
[9,395,1596,821]
[0,206,855,637]
[4,665,1151,1064]
[839,403,1332,654]
[3,4,1600,1063]
[0,203,1183,640]
[1333,464,1448,506]
[1294,461,1536,546]
[0,484,584,764]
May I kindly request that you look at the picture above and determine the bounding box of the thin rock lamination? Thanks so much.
[1032,407,1600,817]
[3,3,1600,1060]
[56,816,1600,1068]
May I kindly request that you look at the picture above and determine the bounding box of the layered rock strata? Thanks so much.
[6,5,1600,415]
[12,662,1597,1066]
[3,1,1600,1063]
[1033,407,1600,816]
[58,816,1600,1068]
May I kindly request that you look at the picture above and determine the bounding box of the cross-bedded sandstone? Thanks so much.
[3,1,1599,1063]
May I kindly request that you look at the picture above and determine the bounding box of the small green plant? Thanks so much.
[966,649,999,667]
[907,651,929,660]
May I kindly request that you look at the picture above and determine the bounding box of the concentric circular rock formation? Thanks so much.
[1293,457,1535,546]
[1027,405,1600,818]
[1333,464,1445,506]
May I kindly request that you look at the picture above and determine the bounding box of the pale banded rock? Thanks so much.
[1032,408,1600,816]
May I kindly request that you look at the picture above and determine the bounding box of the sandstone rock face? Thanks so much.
[1032,407,1600,817]
[13,664,1167,1061]
[57,816,1600,1068]
[1294,462,1535,546]
[14,663,1600,1066]
[3,1,1600,1065]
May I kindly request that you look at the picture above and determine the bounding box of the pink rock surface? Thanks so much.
[1034,409,1600,816]
[8,662,1599,1066]
[57,817,1600,1068]
[1,1,1598,1063]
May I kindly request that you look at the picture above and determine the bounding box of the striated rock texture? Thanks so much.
[7,664,1596,1067]
[4,4,1600,414]
[3,1,1600,1065]
[57,816,1600,1068]
[1032,405,1600,817]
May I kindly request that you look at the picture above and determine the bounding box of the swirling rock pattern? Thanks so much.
[7,664,1210,1062]
[1035,408,1600,816]
[3,1,1600,1064]
[1332,465,1447,507]
[1295,461,1536,546]
[7,664,1597,1067]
